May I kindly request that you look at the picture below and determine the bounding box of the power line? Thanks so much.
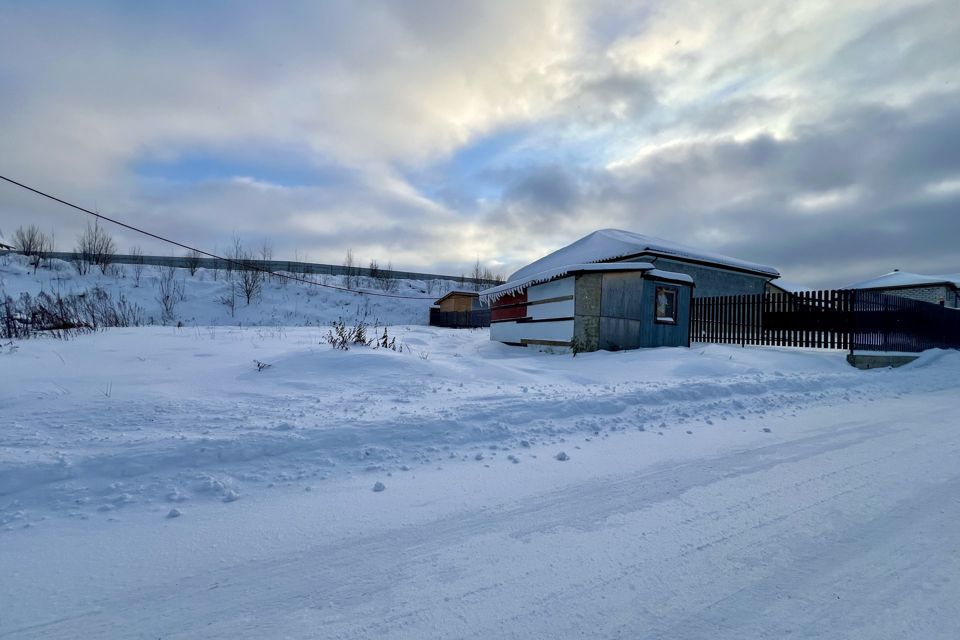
[0,173,447,300]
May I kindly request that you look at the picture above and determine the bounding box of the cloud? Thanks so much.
[0,0,957,285]
[476,93,960,286]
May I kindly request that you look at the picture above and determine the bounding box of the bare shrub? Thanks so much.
[324,317,372,350]
[218,284,237,317]
[1,288,144,340]
[323,319,404,353]
[13,225,53,273]
[75,220,116,275]
[156,266,185,324]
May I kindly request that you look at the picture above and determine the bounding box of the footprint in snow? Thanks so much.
[555,452,569,462]
[373,481,386,492]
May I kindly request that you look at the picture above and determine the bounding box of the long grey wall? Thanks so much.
[636,255,771,298]
[29,251,500,286]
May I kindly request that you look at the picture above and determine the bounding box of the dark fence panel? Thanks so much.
[850,290,960,352]
[429,308,491,329]
[691,289,960,353]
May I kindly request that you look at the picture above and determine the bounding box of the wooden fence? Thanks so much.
[429,308,491,329]
[691,289,960,352]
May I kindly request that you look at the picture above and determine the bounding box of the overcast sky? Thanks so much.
[1,1,957,285]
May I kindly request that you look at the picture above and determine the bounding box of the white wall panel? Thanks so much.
[490,319,573,344]
[528,299,575,320]
[528,277,574,303]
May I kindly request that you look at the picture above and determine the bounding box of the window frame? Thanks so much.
[654,284,679,325]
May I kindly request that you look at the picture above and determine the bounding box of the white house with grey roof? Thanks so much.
[845,270,960,308]
[480,229,780,352]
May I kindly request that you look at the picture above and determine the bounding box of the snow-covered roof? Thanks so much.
[845,271,960,290]
[768,279,812,294]
[480,261,693,303]
[434,289,479,303]
[510,229,780,282]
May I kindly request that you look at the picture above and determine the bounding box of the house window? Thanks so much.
[655,285,678,324]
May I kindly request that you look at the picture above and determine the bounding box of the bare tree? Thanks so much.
[75,220,116,275]
[236,248,263,305]
[184,249,202,276]
[224,233,243,277]
[370,259,398,292]
[470,259,484,292]
[343,248,358,289]
[260,240,274,283]
[130,245,145,286]
[13,225,52,273]
[468,259,503,291]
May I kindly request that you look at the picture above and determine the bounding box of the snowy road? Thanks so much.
[3,384,959,639]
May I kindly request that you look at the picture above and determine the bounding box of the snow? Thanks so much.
[508,228,780,282]
[0,252,446,328]
[845,269,960,290]
[2,253,960,638]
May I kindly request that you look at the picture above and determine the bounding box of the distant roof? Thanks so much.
[768,279,812,294]
[845,271,960,290]
[480,261,693,303]
[509,229,780,282]
[434,290,479,304]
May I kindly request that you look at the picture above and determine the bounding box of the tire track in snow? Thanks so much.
[7,395,959,639]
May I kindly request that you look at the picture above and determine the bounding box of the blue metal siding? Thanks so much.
[584,272,692,351]
[638,280,691,347]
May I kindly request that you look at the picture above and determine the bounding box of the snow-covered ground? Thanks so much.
[2,254,960,639]
[0,252,445,328]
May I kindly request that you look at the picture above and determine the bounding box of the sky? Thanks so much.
[0,0,958,286]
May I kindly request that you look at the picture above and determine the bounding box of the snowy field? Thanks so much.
[2,255,960,638]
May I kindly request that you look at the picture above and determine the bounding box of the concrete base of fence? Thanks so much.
[846,353,919,369]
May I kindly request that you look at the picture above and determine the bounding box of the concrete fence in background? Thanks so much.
[24,251,501,288]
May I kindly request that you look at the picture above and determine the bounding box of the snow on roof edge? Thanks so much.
[844,271,960,290]
[480,261,693,303]
[509,229,780,282]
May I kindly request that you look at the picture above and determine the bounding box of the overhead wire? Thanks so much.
[0,173,452,300]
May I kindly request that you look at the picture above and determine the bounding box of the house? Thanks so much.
[0,232,13,252]
[434,290,481,313]
[509,229,779,299]
[845,270,960,309]
[429,290,490,328]
[481,262,693,353]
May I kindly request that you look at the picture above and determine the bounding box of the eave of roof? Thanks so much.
[480,261,693,303]
[844,271,960,291]
[509,229,780,282]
